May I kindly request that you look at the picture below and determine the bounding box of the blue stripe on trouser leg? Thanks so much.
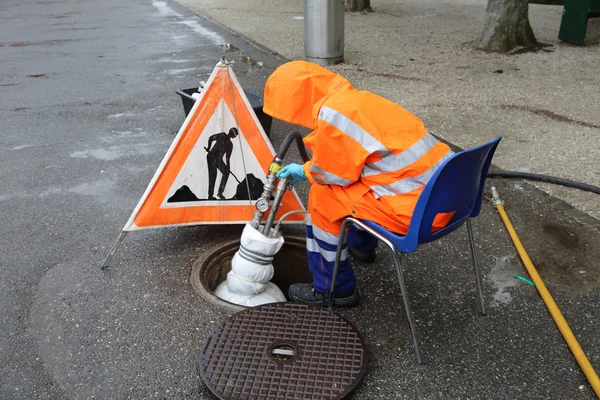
[306,223,356,294]
[347,225,378,253]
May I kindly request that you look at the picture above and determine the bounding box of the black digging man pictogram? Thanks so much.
[205,127,239,200]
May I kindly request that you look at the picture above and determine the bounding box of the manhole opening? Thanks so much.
[192,237,313,310]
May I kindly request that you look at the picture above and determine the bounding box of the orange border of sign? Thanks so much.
[123,64,305,231]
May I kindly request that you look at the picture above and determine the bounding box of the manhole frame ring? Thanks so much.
[190,236,308,312]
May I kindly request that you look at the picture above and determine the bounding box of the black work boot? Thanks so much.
[288,283,360,308]
[349,247,377,263]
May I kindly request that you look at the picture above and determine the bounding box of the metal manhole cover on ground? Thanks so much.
[199,302,367,400]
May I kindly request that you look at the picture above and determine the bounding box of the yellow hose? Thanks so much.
[491,187,600,398]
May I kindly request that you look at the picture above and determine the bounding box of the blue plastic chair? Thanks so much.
[328,137,502,364]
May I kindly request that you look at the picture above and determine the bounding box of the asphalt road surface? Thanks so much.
[1,0,285,398]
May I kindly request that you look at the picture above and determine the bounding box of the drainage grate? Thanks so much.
[199,303,367,400]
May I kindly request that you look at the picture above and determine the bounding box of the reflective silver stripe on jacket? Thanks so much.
[310,162,353,186]
[370,150,454,197]
[318,106,388,154]
[362,133,439,177]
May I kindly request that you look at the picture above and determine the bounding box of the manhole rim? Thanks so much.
[198,302,369,400]
[190,236,307,312]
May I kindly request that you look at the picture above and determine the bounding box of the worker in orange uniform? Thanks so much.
[263,61,453,307]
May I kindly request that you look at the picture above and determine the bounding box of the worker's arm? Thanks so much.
[302,122,370,187]
[204,134,217,152]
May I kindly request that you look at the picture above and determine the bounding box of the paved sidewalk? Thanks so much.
[179,0,600,220]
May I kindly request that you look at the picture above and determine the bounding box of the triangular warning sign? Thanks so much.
[123,62,305,231]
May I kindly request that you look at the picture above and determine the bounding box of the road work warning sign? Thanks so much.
[123,61,305,230]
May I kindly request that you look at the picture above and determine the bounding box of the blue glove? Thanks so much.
[277,163,306,185]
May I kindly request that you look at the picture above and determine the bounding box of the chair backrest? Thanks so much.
[404,137,501,247]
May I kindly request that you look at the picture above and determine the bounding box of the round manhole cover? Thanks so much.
[199,302,367,400]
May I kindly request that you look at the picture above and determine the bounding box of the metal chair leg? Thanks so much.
[328,218,352,309]
[328,218,422,363]
[466,219,486,316]
[391,252,423,364]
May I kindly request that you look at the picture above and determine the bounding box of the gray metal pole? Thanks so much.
[304,0,345,65]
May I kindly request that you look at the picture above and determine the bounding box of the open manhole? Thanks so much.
[191,236,313,311]
[199,302,368,400]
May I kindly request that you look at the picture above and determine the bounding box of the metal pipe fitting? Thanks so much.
[264,177,291,236]
[250,161,282,229]
[491,186,504,207]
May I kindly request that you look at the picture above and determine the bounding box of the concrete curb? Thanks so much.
[173,1,291,62]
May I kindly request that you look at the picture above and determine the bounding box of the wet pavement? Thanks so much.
[1,0,599,399]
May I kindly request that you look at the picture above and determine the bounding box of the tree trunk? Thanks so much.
[345,0,371,12]
[475,0,538,52]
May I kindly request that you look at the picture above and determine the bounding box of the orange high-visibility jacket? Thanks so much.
[264,61,453,233]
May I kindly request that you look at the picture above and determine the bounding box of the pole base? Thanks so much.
[305,55,344,66]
